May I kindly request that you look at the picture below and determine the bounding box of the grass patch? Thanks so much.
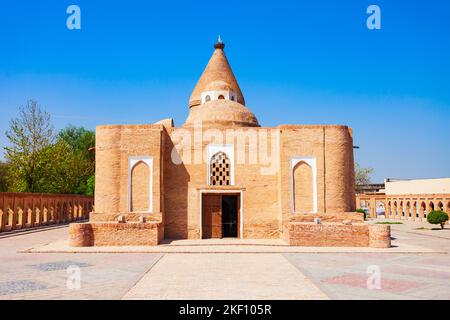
[375,221,403,225]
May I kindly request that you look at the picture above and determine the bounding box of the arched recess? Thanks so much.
[421,201,427,219]
[291,157,317,213]
[376,201,385,216]
[128,157,153,212]
[437,201,444,211]
[428,201,435,213]
[413,201,418,218]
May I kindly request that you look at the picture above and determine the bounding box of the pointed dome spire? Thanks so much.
[184,40,259,128]
[189,39,245,107]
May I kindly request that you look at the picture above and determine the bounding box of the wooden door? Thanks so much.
[202,194,222,238]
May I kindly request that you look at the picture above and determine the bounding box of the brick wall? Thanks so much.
[285,222,390,248]
[93,123,357,242]
[69,221,162,246]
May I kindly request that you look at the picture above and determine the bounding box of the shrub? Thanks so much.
[356,208,367,220]
[427,210,449,229]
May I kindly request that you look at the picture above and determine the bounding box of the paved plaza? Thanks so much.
[0,221,449,300]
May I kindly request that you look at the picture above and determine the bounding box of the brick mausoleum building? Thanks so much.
[69,40,390,248]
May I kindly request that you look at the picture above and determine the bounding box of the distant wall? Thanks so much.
[385,178,450,195]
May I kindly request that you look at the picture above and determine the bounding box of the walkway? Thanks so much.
[0,222,448,299]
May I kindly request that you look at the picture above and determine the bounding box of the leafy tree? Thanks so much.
[85,175,95,196]
[3,101,95,195]
[355,162,374,187]
[57,125,95,161]
[0,161,10,192]
[55,125,95,194]
[4,100,54,192]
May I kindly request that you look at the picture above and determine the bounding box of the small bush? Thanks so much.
[427,210,449,229]
[356,208,367,220]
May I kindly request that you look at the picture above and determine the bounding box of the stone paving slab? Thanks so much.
[0,227,164,300]
[1,224,449,300]
[371,220,450,239]
[122,253,329,300]
[284,234,450,301]
[21,239,443,254]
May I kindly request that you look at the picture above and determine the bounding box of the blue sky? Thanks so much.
[0,0,449,182]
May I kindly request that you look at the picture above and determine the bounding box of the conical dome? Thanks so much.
[189,41,245,107]
[184,40,259,128]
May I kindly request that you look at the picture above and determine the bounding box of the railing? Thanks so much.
[356,193,450,221]
[0,192,94,233]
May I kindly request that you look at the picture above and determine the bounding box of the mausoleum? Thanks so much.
[69,40,390,248]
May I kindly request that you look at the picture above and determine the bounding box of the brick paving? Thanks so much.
[0,223,448,299]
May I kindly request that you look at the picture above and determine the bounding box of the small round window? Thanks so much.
[205,95,211,102]
[218,95,225,100]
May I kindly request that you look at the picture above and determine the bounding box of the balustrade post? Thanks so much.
[9,209,16,230]
[17,208,24,229]
[36,208,42,226]
[73,202,78,221]
[0,209,5,232]
[31,203,36,227]
[43,207,48,225]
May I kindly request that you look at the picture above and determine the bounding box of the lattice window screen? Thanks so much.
[210,152,231,186]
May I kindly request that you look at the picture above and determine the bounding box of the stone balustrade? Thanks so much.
[0,192,94,233]
[356,193,450,222]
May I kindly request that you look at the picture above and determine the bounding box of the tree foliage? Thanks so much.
[0,161,10,192]
[355,162,374,186]
[427,210,449,229]
[4,100,54,192]
[3,100,95,195]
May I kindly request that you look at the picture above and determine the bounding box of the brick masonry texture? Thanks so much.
[72,123,376,247]
[285,223,390,248]
[69,222,162,246]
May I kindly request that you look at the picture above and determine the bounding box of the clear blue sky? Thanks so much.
[1,0,449,182]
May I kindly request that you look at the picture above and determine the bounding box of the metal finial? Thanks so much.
[214,35,225,49]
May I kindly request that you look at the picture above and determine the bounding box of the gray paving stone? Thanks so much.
[0,280,48,296]
[29,260,92,271]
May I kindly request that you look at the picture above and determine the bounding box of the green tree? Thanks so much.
[427,210,449,229]
[4,100,54,192]
[57,125,95,161]
[85,175,95,196]
[0,161,10,192]
[54,125,95,194]
[3,101,95,195]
